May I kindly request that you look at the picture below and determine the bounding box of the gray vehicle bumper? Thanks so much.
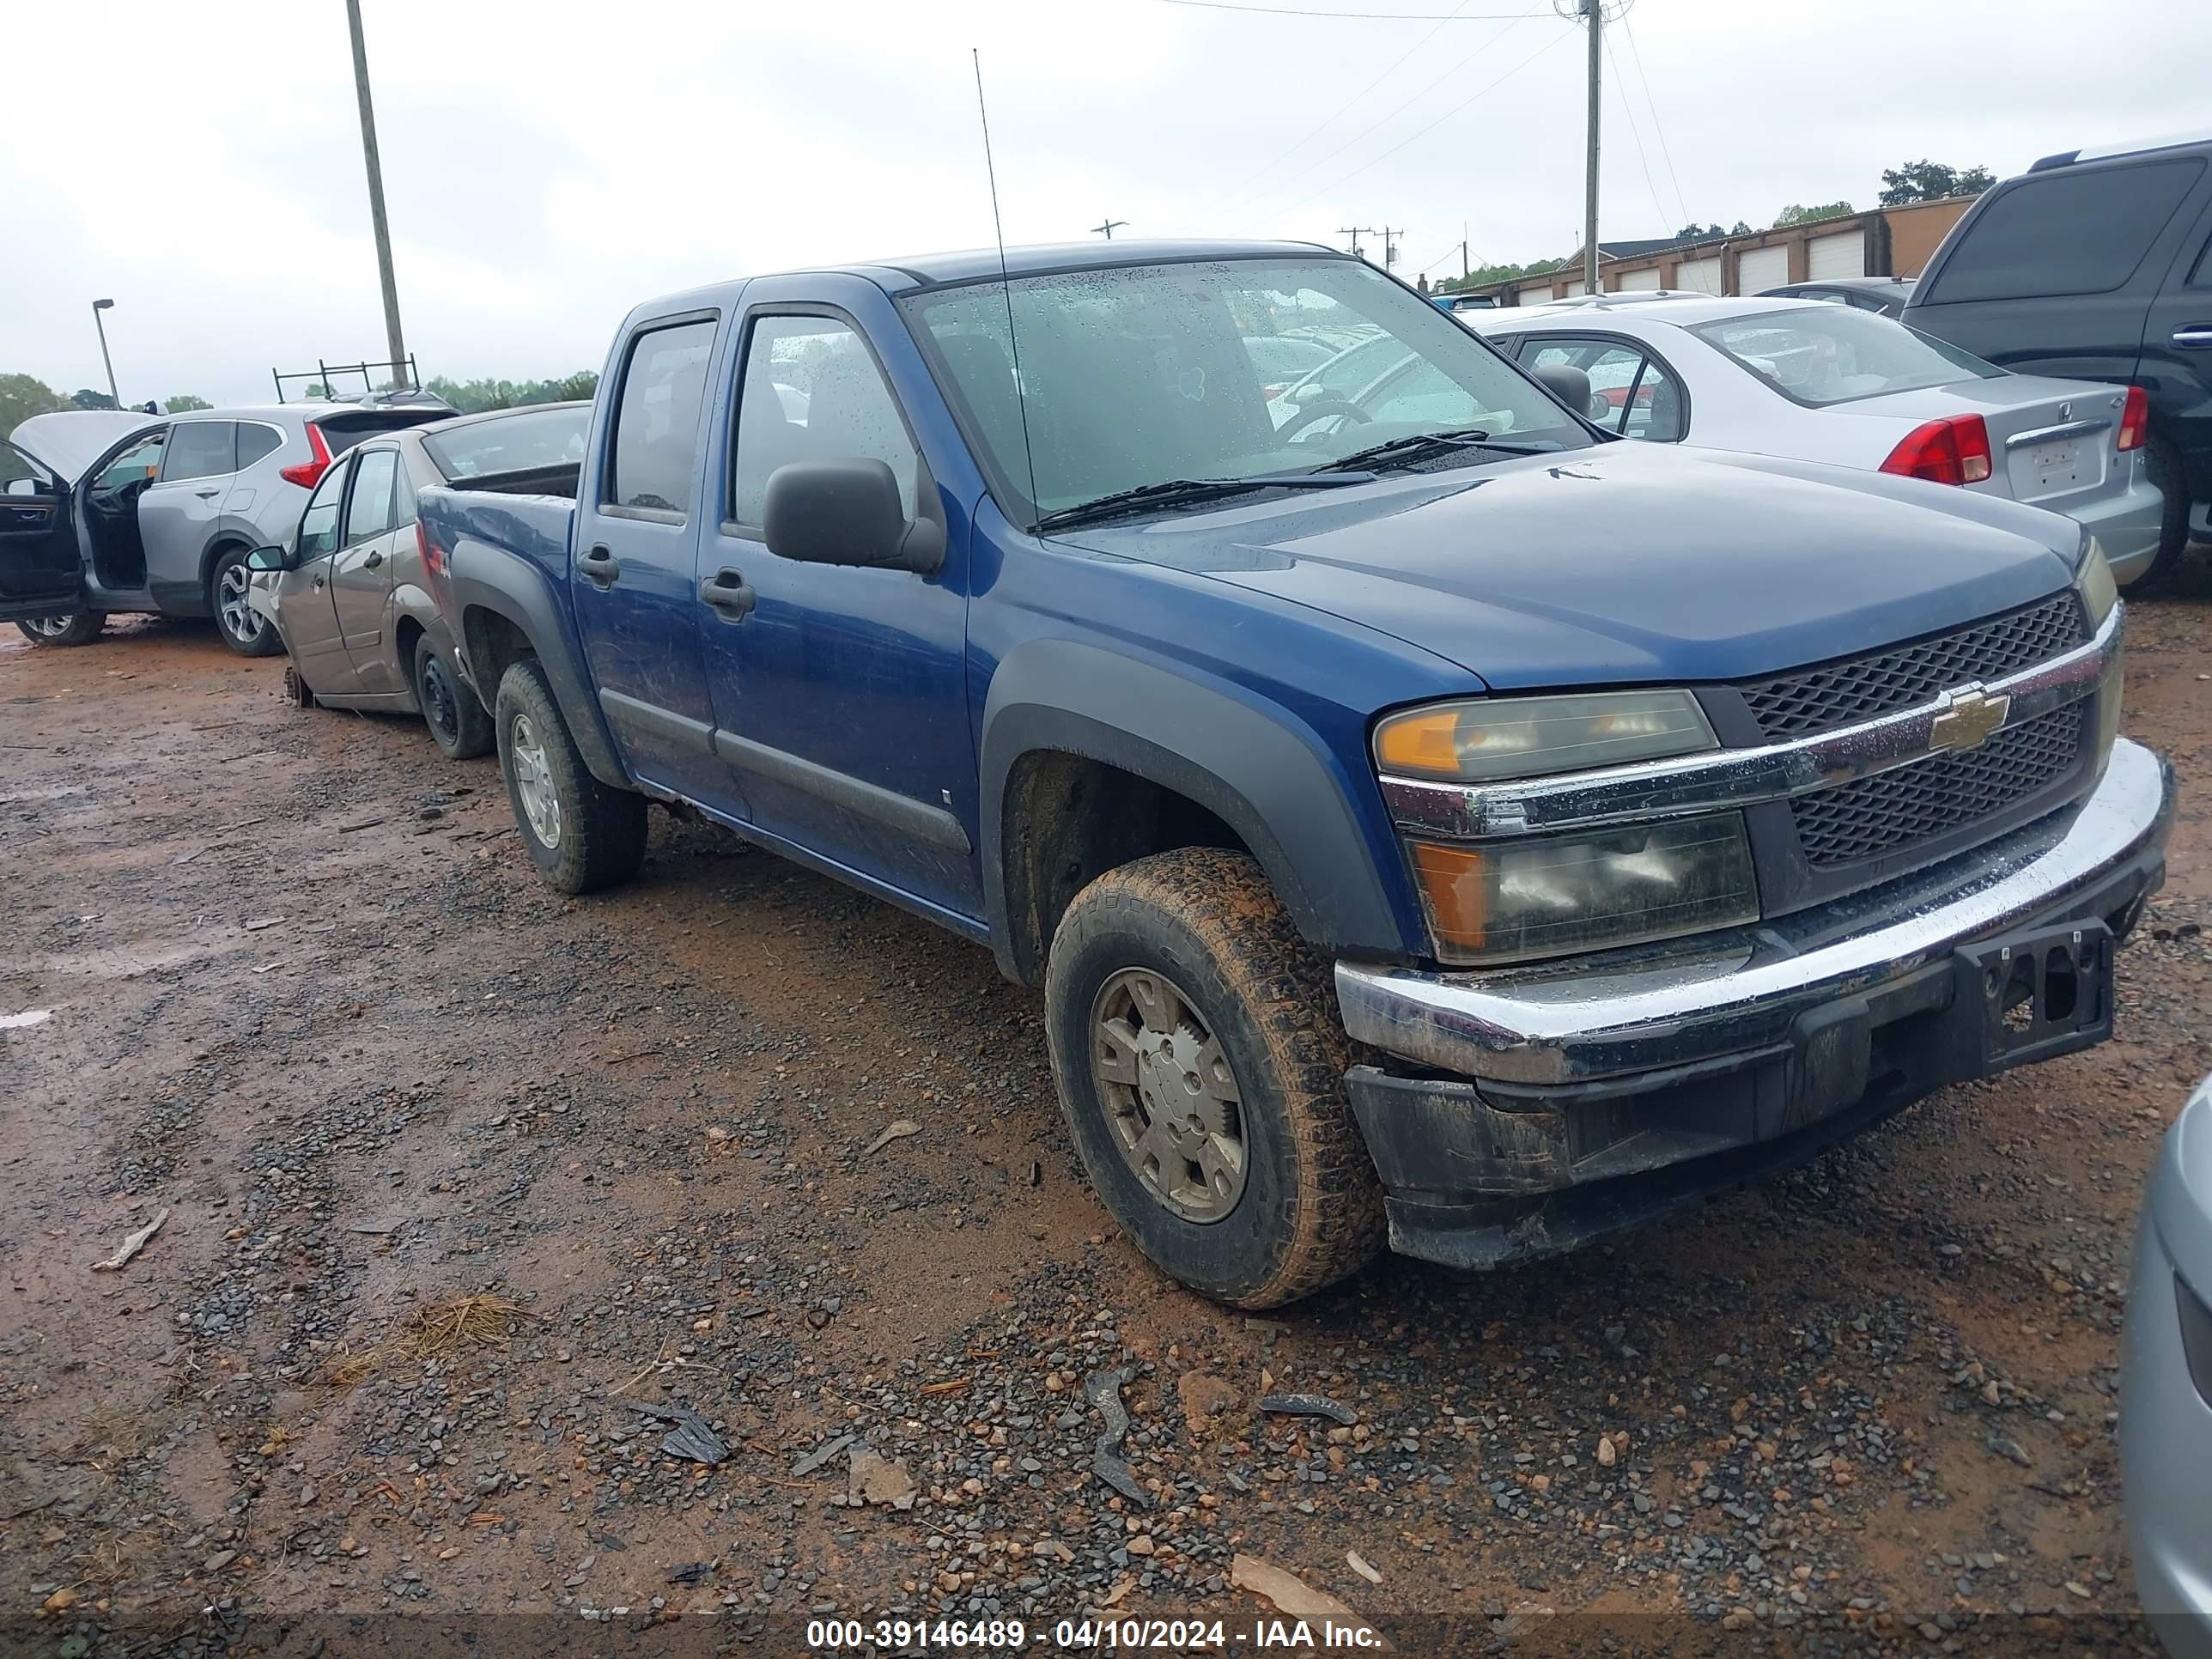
[2123,1084,2212,1659]
[2069,462,2168,586]
[1334,738,2173,1267]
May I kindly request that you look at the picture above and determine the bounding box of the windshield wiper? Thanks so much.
[1320,428,1552,473]
[1031,471,1377,533]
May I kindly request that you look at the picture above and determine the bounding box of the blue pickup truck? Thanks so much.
[419,240,2172,1309]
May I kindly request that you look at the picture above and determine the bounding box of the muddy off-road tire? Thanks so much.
[2129,434,2195,592]
[16,611,106,647]
[415,634,494,761]
[494,658,647,895]
[1044,848,1385,1309]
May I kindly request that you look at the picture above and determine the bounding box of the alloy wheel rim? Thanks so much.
[509,713,562,848]
[27,615,76,639]
[217,563,262,645]
[1088,967,1248,1224]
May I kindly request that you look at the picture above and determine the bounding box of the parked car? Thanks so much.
[1757,276,1917,317]
[2122,1073,2212,1658]
[1471,295,2170,586]
[1240,334,1334,399]
[420,239,2168,1310]
[242,402,590,760]
[0,398,450,652]
[1433,292,1496,313]
[1904,129,2212,586]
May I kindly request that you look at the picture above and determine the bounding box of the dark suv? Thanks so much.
[1904,130,2212,586]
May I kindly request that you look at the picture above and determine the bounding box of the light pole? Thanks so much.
[344,0,407,384]
[91,299,120,410]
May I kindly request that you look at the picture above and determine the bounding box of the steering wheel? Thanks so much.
[1276,398,1376,441]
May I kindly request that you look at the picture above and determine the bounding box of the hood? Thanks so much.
[1052,441,2079,688]
[9,411,163,486]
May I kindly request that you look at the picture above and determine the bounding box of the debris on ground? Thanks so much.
[635,1401,728,1466]
[1086,1365,1151,1509]
[0,1009,53,1031]
[327,1292,529,1385]
[1177,1371,1238,1431]
[1258,1391,1358,1425]
[242,916,286,932]
[846,1444,918,1510]
[791,1433,854,1477]
[1346,1548,1383,1585]
[89,1207,168,1272]
[665,1561,712,1586]
[861,1119,921,1158]
[1231,1553,1381,1642]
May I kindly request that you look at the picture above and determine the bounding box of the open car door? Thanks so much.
[3,413,161,624]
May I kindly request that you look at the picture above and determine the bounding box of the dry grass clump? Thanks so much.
[327,1293,530,1386]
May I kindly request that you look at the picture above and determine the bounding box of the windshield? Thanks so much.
[1689,306,2004,407]
[422,405,591,479]
[899,257,1589,522]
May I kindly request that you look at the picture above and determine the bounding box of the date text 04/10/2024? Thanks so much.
[803,1617,1388,1649]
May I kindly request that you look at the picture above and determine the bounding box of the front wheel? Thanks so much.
[494,658,647,894]
[16,611,106,647]
[415,635,494,761]
[1043,848,1385,1309]
[210,548,279,656]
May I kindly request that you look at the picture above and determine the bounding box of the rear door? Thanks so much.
[0,452,82,623]
[570,311,743,813]
[139,419,239,604]
[328,444,405,695]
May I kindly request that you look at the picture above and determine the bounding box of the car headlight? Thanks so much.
[2078,535,2118,630]
[1373,690,1717,782]
[1403,812,1759,964]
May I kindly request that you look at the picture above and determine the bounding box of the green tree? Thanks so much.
[163,394,212,412]
[1878,160,1996,207]
[426,373,603,414]
[1677,222,1727,240]
[1773,200,1855,227]
[70,388,118,410]
[0,373,70,483]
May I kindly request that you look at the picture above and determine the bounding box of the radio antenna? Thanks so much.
[972,48,1039,519]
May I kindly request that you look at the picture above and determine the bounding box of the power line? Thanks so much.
[1603,31,1672,236]
[1164,0,1546,16]
[1620,12,1691,232]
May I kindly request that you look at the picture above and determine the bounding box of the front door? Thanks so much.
[0,453,83,623]
[139,419,238,610]
[328,444,404,696]
[270,454,356,692]
[697,298,979,919]
[571,311,743,814]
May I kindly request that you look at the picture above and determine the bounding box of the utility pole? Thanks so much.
[1339,226,1375,259]
[1091,218,1128,240]
[344,0,406,385]
[91,299,120,409]
[1380,227,1404,270]
[1582,0,1602,294]
[1462,235,1470,281]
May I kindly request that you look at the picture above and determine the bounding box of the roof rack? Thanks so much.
[270,355,426,404]
[2031,126,2212,172]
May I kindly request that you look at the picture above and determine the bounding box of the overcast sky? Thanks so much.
[6,0,2208,407]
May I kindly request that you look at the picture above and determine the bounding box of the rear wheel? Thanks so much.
[414,635,493,761]
[494,658,647,894]
[210,547,279,656]
[15,611,106,647]
[2126,434,2194,592]
[282,660,318,708]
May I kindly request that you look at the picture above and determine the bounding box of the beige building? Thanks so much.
[1474,196,1976,307]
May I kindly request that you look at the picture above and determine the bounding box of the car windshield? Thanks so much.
[422,405,592,479]
[1689,306,2003,407]
[899,256,1589,522]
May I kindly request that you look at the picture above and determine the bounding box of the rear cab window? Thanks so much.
[1927,157,2206,302]
[605,319,717,519]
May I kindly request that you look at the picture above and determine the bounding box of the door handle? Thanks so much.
[194,487,222,499]
[2172,326,2212,349]
[364,550,384,569]
[313,576,326,590]
[700,568,755,618]
[579,544,621,588]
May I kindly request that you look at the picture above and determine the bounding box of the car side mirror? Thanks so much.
[1531,363,1594,416]
[245,544,288,573]
[1288,381,1327,405]
[763,459,945,575]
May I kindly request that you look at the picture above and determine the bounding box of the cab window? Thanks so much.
[732,315,918,525]
[605,318,716,517]
[343,449,399,545]
[295,456,353,562]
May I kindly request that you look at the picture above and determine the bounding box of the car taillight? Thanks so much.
[2117,385,2148,452]
[1880,414,1993,486]
[279,423,333,490]
[417,519,445,579]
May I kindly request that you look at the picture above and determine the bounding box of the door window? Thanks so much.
[605,318,716,517]
[1928,158,2205,303]
[295,457,353,562]
[96,433,167,490]
[343,449,400,545]
[1524,337,1687,441]
[732,316,918,525]
[161,422,238,483]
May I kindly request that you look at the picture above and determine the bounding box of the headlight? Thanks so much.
[1404,812,1759,964]
[2078,535,2118,630]
[1373,690,1717,782]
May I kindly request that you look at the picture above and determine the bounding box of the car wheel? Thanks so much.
[2126,434,2194,592]
[210,548,280,656]
[15,611,106,647]
[414,635,493,761]
[283,661,318,708]
[493,658,647,894]
[1043,847,1385,1309]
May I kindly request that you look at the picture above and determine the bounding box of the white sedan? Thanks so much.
[1468,295,2167,586]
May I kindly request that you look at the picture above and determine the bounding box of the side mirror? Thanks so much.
[1531,363,1595,418]
[1289,381,1327,405]
[763,459,944,575]
[245,544,288,573]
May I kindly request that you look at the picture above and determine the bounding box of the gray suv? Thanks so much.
[0,399,447,652]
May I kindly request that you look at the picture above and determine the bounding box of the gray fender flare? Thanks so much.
[978,638,1411,983]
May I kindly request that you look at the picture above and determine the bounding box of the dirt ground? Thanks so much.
[3,564,2209,1658]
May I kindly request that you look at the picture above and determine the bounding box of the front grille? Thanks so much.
[1791,705,2087,867]
[1743,592,2086,739]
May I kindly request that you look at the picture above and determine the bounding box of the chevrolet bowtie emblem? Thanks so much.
[1929,685,2010,753]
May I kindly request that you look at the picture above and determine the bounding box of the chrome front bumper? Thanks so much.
[1337,737,2174,1087]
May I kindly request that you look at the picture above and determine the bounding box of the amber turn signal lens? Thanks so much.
[1406,841,1489,951]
